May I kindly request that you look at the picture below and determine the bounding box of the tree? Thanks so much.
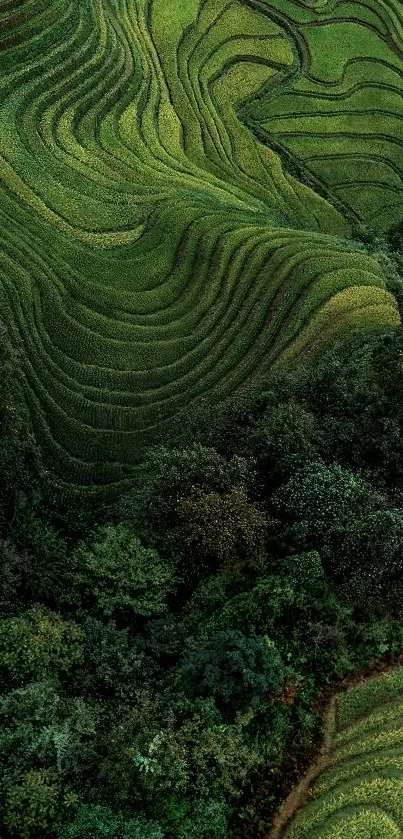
[299,330,403,488]
[0,606,84,687]
[0,681,98,780]
[0,539,25,615]
[188,575,295,638]
[176,630,284,719]
[166,798,229,838]
[338,508,403,603]
[174,489,270,575]
[247,400,317,476]
[69,525,176,623]
[273,460,384,553]
[72,617,158,700]
[2,769,59,839]
[119,444,255,533]
[0,319,41,538]
[0,682,99,838]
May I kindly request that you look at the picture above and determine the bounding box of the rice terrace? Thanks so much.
[280,668,403,839]
[1,0,402,493]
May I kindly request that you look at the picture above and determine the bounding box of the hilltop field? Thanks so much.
[1,0,403,492]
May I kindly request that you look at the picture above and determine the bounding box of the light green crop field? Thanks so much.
[285,668,403,838]
[0,0,401,492]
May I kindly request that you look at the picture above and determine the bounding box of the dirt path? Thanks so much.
[265,696,337,839]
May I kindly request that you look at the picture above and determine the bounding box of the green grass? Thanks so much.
[285,669,403,838]
[0,0,401,493]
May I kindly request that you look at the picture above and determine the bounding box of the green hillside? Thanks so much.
[0,0,401,491]
[285,669,403,838]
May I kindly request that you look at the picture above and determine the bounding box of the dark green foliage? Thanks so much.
[8,514,69,608]
[3,769,60,839]
[0,607,84,687]
[277,553,354,680]
[0,681,98,780]
[174,489,269,573]
[1,0,403,819]
[246,400,318,476]
[97,690,261,818]
[273,461,381,549]
[339,508,403,599]
[72,618,156,700]
[176,630,284,719]
[300,331,403,487]
[68,525,176,623]
[387,220,403,254]
[0,681,99,837]
[0,539,25,615]
[120,444,255,533]
[57,805,164,839]
[167,799,229,838]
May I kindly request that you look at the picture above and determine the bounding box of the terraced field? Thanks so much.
[0,0,401,491]
[245,0,403,232]
[284,668,403,838]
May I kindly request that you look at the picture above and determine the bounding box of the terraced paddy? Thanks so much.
[282,668,403,839]
[0,0,401,491]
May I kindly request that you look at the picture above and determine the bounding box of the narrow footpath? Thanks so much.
[266,696,336,839]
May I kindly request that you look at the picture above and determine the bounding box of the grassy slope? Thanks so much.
[0,0,400,492]
[284,668,403,838]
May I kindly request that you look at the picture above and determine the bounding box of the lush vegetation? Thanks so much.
[285,668,403,838]
[0,0,401,493]
[3,1,403,837]
[2,316,403,837]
